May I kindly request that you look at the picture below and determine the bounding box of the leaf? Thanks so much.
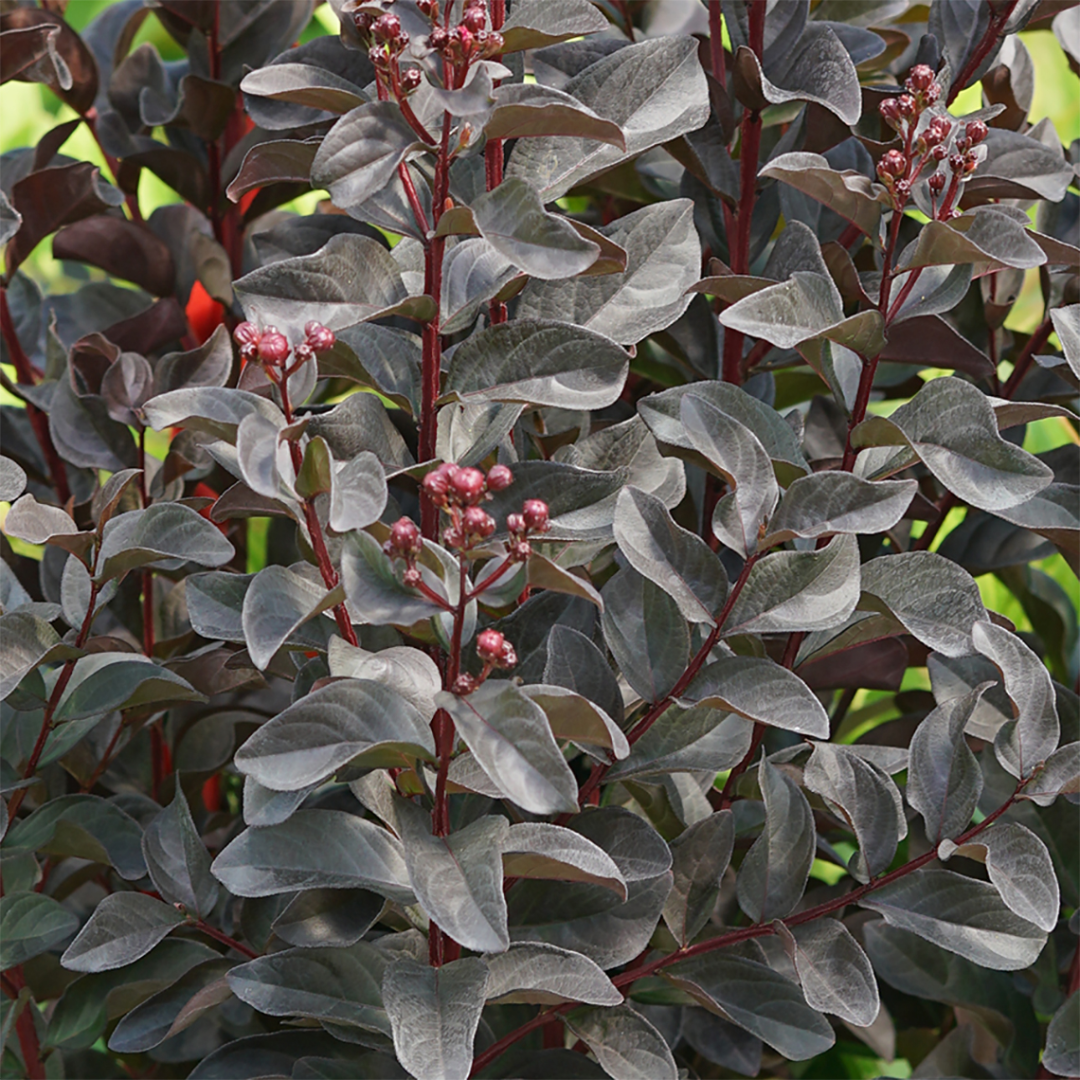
[272,888,384,949]
[242,565,340,671]
[880,313,995,378]
[601,565,689,704]
[499,0,609,52]
[236,678,435,792]
[341,530,447,628]
[234,234,433,342]
[502,822,627,898]
[61,893,184,973]
[436,681,578,815]
[803,743,906,883]
[1043,992,1080,1079]
[142,785,218,918]
[227,941,389,1035]
[517,200,700,346]
[0,455,27,502]
[396,799,509,954]
[759,152,883,238]
[719,271,844,350]
[53,216,175,297]
[211,809,413,901]
[382,957,489,1080]
[142,385,285,443]
[860,868,1047,970]
[638,381,808,485]
[901,207,1046,273]
[975,620,1062,782]
[608,706,753,781]
[97,503,235,582]
[665,952,835,1060]
[781,920,880,1028]
[52,653,201,722]
[2,794,145,880]
[486,82,625,147]
[520,685,628,759]
[680,394,778,557]
[240,61,367,114]
[1019,742,1079,806]
[310,101,427,211]
[439,239,521,335]
[764,474,917,545]
[470,176,599,280]
[568,807,673,883]
[0,611,80,699]
[736,758,816,921]
[966,127,1075,203]
[943,822,1059,934]
[4,493,80,545]
[1050,304,1080,379]
[506,36,709,201]
[485,943,622,1005]
[683,657,829,739]
[0,892,79,969]
[725,535,861,636]
[907,683,988,844]
[613,486,727,625]
[543,625,625,727]
[328,640,442,722]
[444,319,628,409]
[851,376,1052,512]
[324,323,421,414]
[509,871,673,970]
[859,551,988,657]
[663,810,735,946]
[993,482,1080,575]
[566,1004,678,1080]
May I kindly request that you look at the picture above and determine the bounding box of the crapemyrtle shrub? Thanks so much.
[1,0,1078,1077]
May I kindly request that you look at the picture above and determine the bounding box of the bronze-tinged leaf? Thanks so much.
[0,7,97,113]
[53,218,176,297]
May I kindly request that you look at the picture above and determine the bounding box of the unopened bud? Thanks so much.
[486,464,512,491]
[423,462,459,502]
[932,143,948,161]
[257,328,289,365]
[925,83,941,105]
[373,13,401,42]
[462,4,486,33]
[388,516,422,556]
[878,97,900,124]
[906,64,935,92]
[450,466,486,505]
[928,172,946,194]
[949,153,966,173]
[506,512,526,536]
[463,506,496,538]
[428,26,449,51]
[292,342,315,366]
[476,628,505,662]
[522,499,550,533]
[966,119,988,145]
[304,321,335,352]
[403,566,422,587]
[354,11,373,33]
[453,23,473,51]
[233,321,259,347]
[898,94,917,118]
[879,149,907,177]
[452,674,476,695]
[401,68,422,92]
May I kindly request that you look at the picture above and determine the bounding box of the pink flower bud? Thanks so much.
[403,566,422,587]
[966,120,988,145]
[389,516,422,556]
[879,149,907,177]
[257,328,290,365]
[522,499,550,533]
[400,68,422,92]
[373,13,401,42]
[949,153,966,173]
[486,464,513,491]
[292,342,315,366]
[423,462,459,502]
[928,172,946,194]
[476,628,505,662]
[906,64,935,92]
[304,321,335,352]
[452,674,476,695]
[233,321,260,347]
[506,513,526,536]
[453,23,473,51]
[480,30,504,57]
[463,506,496,538]
[495,642,517,669]
[354,11,373,33]
[898,94,917,118]
[462,4,486,33]
[428,26,449,51]
[450,467,486,505]
[932,144,948,161]
[878,97,900,124]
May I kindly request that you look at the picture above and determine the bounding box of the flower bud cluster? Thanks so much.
[232,321,335,369]
[355,11,411,65]
[426,0,503,65]
[453,627,518,694]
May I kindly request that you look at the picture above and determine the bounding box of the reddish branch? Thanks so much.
[946,0,1019,107]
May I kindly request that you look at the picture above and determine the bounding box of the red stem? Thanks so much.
[720,0,765,384]
[271,368,359,648]
[192,918,258,959]
[8,971,44,1080]
[708,0,726,86]
[946,0,1018,106]
[0,286,70,504]
[1002,317,1053,399]
[574,552,761,808]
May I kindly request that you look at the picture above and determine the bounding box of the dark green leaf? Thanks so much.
[142,785,218,918]
[0,891,79,969]
[61,893,184,973]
